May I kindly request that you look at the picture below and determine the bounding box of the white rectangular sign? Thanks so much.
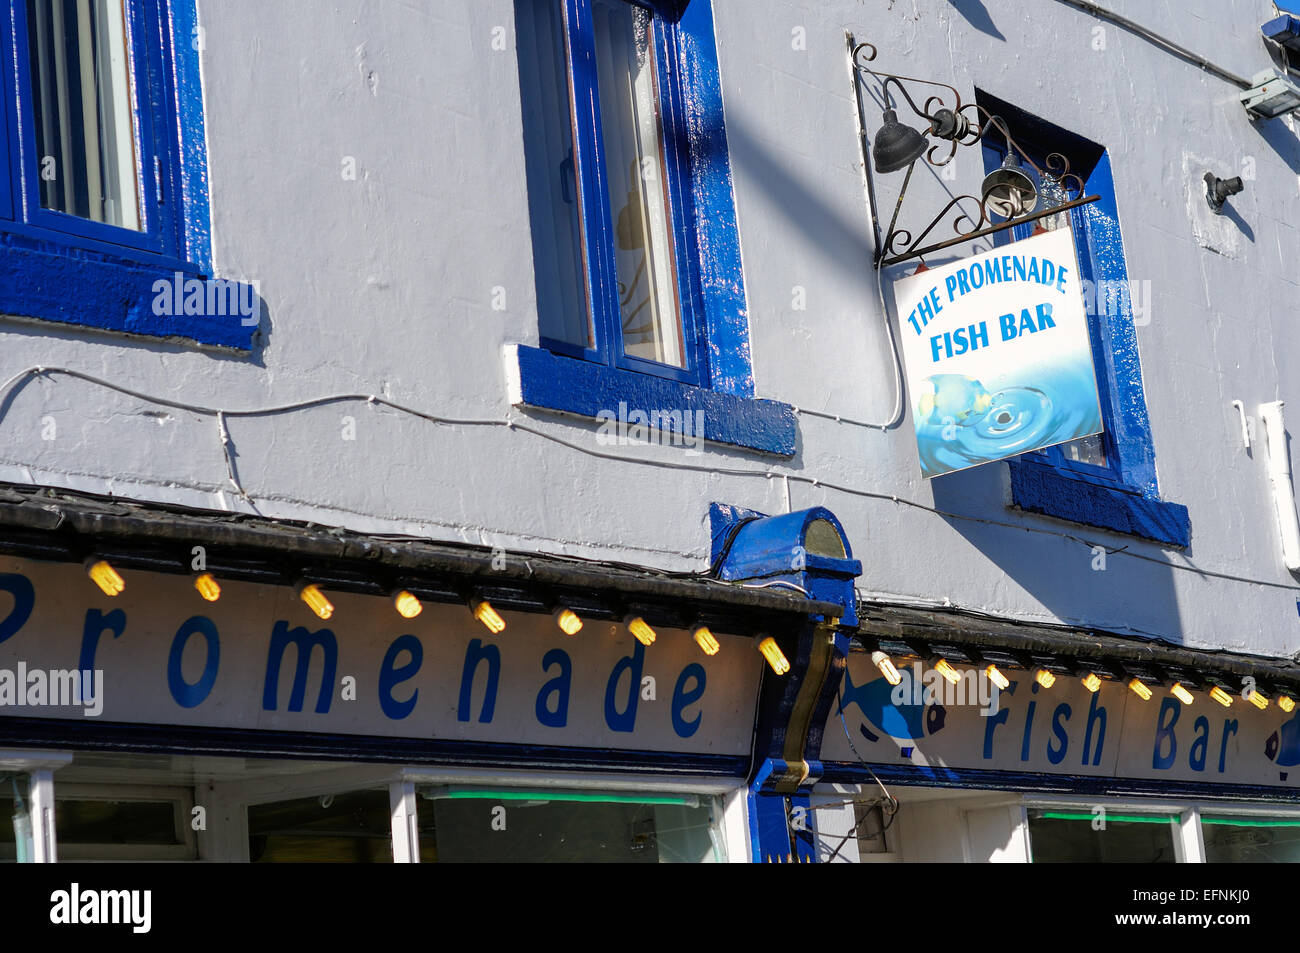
[892,227,1104,478]
[824,655,1300,789]
[0,557,761,757]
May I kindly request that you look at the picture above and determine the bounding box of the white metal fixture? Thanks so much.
[1259,401,1300,571]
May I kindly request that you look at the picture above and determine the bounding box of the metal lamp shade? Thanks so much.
[872,109,928,174]
[981,153,1039,219]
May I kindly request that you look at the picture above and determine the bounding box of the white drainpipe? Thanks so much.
[1260,401,1300,572]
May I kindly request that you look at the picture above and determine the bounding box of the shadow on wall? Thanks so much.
[720,116,876,292]
[1250,112,1300,176]
[928,461,1187,644]
[946,0,1006,42]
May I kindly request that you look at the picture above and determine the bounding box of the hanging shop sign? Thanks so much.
[823,655,1300,789]
[0,557,761,756]
[892,226,1104,478]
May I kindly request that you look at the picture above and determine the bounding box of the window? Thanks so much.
[507,0,796,456]
[979,93,1189,546]
[0,1,253,349]
[416,785,725,862]
[1027,808,1182,863]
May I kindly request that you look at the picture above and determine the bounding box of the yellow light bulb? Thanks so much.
[1280,695,1296,713]
[1171,683,1194,705]
[472,599,506,634]
[624,615,656,646]
[393,590,422,619]
[553,607,583,636]
[1128,678,1152,701]
[985,664,1010,690]
[693,625,720,656]
[85,559,125,597]
[758,636,790,675]
[1081,672,1102,693]
[1247,689,1269,710]
[194,572,221,602]
[297,582,333,620]
[871,651,901,686]
[933,659,961,685]
[1209,686,1233,707]
[1034,668,1056,689]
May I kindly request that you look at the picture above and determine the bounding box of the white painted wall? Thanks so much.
[1,0,1298,657]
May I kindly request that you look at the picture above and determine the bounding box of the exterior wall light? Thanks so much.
[1204,172,1244,213]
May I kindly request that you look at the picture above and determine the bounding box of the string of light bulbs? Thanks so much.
[78,548,793,675]
[860,642,1295,714]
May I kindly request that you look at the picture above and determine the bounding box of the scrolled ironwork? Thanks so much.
[851,38,1101,266]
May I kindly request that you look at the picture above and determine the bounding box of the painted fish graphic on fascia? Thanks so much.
[839,663,946,743]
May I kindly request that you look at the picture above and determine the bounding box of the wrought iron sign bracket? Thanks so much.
[849,36,1102,269]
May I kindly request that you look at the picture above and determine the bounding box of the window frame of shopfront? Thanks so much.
[810,785,1300,863]
[5,755,750,862]
[0,748,68,862]
[1018,794,1300,863]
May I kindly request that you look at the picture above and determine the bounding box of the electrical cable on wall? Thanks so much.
[0,365,1297,602]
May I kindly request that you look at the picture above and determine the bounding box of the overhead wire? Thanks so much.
[0,365,1297,597]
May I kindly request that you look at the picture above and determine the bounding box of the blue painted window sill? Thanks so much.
[1008,459,1190,548]
[0,238,257,351]
[506,344,797,457]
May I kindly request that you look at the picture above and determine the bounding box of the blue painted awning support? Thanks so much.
[712,502,862,862]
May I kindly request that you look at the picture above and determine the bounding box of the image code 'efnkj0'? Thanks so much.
[2,0,1300,871]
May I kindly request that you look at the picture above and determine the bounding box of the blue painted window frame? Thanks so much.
[512,0,797,456]
[979,100,1189,547]
[0,1,250,350]
[545,0,702,387]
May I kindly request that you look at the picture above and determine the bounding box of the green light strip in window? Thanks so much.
[433,790,697,806]
[1201,817,1300,827]
[1038,812,1175,824]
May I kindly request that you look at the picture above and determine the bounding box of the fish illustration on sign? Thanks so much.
[1266,710,1300,775]
[839,664,946,743]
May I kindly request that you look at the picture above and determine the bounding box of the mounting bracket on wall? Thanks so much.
[849,36,1101,268]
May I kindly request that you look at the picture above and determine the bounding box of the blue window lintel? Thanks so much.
[506,344,797,456]
[1008,458,1190,548]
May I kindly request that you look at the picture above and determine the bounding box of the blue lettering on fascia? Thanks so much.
[0,572,714,739]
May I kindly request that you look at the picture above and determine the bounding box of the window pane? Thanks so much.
[248,789,393,863]
[417,787,723,862]
[1202,815,1300,863]
[26,0,141,230]
[55,798,179,845]
[1027,809,1179,863]
[592,0,685,368]
[516,0,591,349]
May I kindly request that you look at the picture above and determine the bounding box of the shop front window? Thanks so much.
[416,787,724,863]
[248,789,394,864]
[1027,808,1181,863]
[1201,815,1300,863]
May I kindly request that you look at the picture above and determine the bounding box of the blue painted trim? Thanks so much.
[980,114,1187,544]
[513,344,796,455]
[538,0,754,396]
[562,0,621,371]
[820,760,1300,804]
[714,504,862,626]
[0,238,255,350]
[0,0,241,348]
[0,715,751,777]
[630,0,691,21]
[166,0,212,274]
[673,0,752,398]
[1009,458,1190,547]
